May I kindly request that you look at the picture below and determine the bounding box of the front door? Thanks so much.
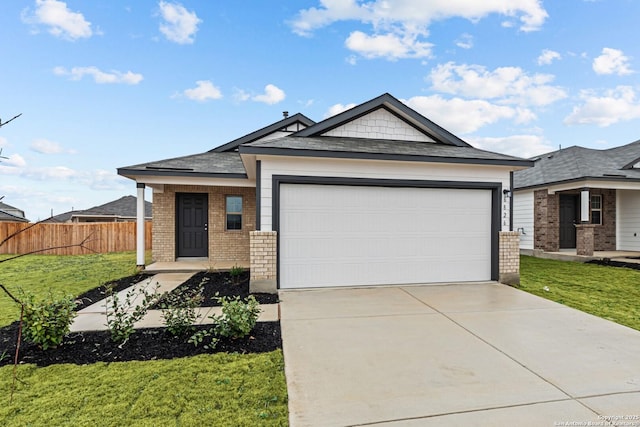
[559,195,578,248]
[176,193,208,258]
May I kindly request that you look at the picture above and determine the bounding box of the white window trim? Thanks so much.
[591,194,602,225]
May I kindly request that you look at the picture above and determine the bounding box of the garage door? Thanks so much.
[279,184,493,289]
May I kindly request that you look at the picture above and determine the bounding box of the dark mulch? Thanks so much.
[0,322,281,367]
[0,270,281,367]
[155,270,279,307]
[586,258,640,271]
[74,272,153,311]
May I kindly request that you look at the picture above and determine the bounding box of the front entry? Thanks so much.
[559,195,578,248]
[176,193,208,258]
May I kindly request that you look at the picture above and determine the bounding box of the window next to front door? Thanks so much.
[226,195,243,230]
[591,195,602,225]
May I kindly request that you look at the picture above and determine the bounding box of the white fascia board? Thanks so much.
[548,179,640,194]
[124,174,255,188]
[240,153,257,180]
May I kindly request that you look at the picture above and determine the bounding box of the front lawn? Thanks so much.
[520,255,640,331]
[0,252,147,327]
[0,351,287,426]
[0,252,288,426]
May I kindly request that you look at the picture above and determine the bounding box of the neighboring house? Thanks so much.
[0,201,29,223]
[46,196,152,223]
[119,93,531,291]
[513,140,640,255]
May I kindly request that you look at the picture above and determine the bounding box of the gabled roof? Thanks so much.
[514,139,640,190]
[240,135,531,167]
[0,201,29,222]
[210,113,315,153]
[293,93,471,147]
[46,196,152,223]
[0,209,29,223]
[118,151,247,179]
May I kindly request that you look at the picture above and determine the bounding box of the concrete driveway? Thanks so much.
[279,282,640,426]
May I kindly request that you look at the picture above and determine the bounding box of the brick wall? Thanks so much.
[592,189,616,251]
[534,189,559,252]
[499,231,520,285]
[152,185,256,262]
[249,231,277,293]
[576,224,596,256]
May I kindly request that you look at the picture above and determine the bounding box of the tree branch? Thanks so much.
[0,113,22,128]
[0,234,97,263]
[0,283,21,304]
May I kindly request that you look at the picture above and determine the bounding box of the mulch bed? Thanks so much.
[0,271,281,367]
[586,258,640,271]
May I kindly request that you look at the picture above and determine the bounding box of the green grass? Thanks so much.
[0,351,288,426]
[520,255,640,331]
[0,252,148,327]
[0,252,288,425]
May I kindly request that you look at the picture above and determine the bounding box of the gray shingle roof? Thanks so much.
[240,135,531,166]
[118,152,247,177]
[0,209,29,222]
[514,139,640,189]
[45,196,152,222]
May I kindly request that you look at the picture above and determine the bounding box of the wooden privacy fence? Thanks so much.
[0,221,152,255]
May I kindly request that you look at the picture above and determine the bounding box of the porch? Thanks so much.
[145,259,251,273]
[522,248,640,264]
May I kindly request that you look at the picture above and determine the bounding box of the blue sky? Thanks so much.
[1,0,640,221]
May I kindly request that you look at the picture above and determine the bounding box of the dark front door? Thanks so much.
[176,193,208,258]
[559,195,578,248]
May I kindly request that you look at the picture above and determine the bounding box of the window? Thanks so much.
[226,196,242,230]
[591,195,602,225]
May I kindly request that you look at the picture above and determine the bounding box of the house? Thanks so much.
[118,93,532,291]
[45,196,152,223]
[0,201,29,223]
[513,140,640,256]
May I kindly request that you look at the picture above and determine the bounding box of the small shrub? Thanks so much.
[213,295,260,339]
[188,329,219,350]
[229,265,245,285]
[160,285,204,336]
[105,280,159,344]
[20,292,77,350]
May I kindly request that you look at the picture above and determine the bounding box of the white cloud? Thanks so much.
[252,84,286,105]
[324,103,357,118]
[455,33,473,49]
[403,95,525,135]
[428,62,567,106]
[291,1,548,60]
[1,154,27,168]
[345,30,432,60]
[30,138,65,154]
[158,1,201,44]
[233,88,251,102]
[592,48,633,75]
[537,49,561,65]
[180,80,223,102]
[0,137,8,149]
[467,134,555,158]
[22,0,93,40]
[564,86,640,127]
[53,66,143,84]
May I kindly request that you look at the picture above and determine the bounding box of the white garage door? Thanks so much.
[279,184,493,289]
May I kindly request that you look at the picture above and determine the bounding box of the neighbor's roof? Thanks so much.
[514,139,640,189]
[240,135,532,167]
[46,196,152,222]
[0,209,29,223]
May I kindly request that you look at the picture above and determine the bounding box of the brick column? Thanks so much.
[575,224,596,256]
[249,231,277,294]
[499,231,520,285]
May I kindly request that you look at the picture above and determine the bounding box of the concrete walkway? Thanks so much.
[280,282,640,426]
[71,272,278,332]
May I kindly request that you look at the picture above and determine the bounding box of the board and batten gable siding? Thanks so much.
[257,156,512,232]
[616,189,640,251]
[513,190,534,250]
[322,108,435,142]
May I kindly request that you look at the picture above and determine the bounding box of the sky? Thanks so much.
[1,0,640,221]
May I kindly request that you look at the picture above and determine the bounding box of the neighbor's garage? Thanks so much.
[278,183,493,289]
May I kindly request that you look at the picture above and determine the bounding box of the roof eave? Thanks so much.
[117,168,248,180]
[514,175,640,191]
[238,146,534,168]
